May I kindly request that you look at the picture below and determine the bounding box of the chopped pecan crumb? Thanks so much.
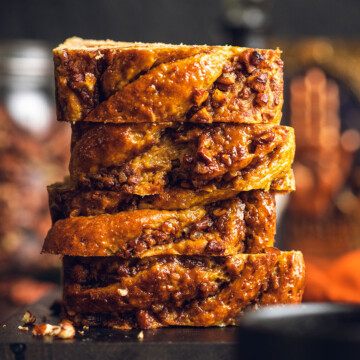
[127,176,140,185]
[213,208,228,217]
[230,144,246,163]
[117,288,128,296]
[212,89,226,108]
[254,131,275,145]
[189,108,213,124]
[262,113,275,122]
[57,320,76,339]
[269,76,278,91]
[136,310,158,329]
[161,220,177,234]
[192,89,209,106]
[221,153,232,166]
[255,93,269,106]
[18,326,29,332]
[94,52,104,60]
[191,215,213,232]
[216,72,236,85]
[222,63,235,73]
[205,240,225,255]
[238,87,252,100]
[32,320,75,339]
[22,310,36,325]
[118,172,128,183]
[250,51,265,66]
[33,323,61,336]
[240,50,256,73]
[198,133,214,164]
[247,73,268,92]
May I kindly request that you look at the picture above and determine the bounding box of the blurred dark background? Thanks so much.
[1,0,360,322]
[1,0,360,44]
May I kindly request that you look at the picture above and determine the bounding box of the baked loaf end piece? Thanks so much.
[62,250,305,329]
[54,37,283,125]
[43,190,276,257]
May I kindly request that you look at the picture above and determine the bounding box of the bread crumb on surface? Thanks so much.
[32,320,75,339]
[57,320,76,339]
[137,331,144,340]
[18,326,29,331]
[22,310,36,325]
[33,323,61,336]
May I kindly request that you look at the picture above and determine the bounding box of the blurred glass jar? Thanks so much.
[0,40,54,134]
[0,40,70,276]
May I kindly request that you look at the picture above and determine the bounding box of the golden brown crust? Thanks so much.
[69,123,295,195]
[62,251,305,328]
[54,38,283,124]
[43,190,276,257]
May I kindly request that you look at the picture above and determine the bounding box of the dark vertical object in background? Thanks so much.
[220,0,269,48]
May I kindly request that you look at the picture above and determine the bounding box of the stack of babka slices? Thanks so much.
[42,37,305,329]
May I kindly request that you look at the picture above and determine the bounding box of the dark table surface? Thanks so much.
[0,289,237,360]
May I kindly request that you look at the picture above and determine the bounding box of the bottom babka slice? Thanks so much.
[62,249,305,329]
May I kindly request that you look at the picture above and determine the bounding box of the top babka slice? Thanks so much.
[54,37,283,125]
